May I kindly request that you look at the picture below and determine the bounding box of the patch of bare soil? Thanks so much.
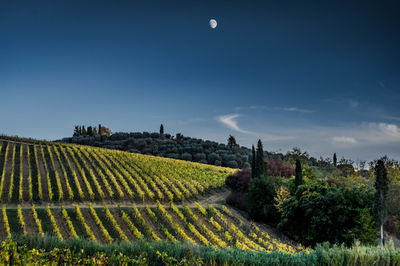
[0,208,7,239]
[47,146,68,201]
[21,144,31,202]
[110,209,134,241]
[36,146,50,202]
[52,208,71,240]
[167,206,197,242]
[22,209,39,235]
[139,208,165,240]
[61,147,91,201]
[81,208,106,243]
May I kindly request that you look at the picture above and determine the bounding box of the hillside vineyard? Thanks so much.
[0,139,303,253]
[0,139,234,203]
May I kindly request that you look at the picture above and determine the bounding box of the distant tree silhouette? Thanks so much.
[73,125,80,136]
[98,124,102,135]
[251,145,256,179]
[255,139,266,178]
[160,124,164,135]
[228,135,237,148]
[333,153,337,166]
[82,126,86,136]
[87,126,93,136]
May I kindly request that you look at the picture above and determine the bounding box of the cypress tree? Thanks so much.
[73,125,80,136]
[160,124,164,135]
[333,153,337,166]
[294,159,303,191]
[251,145,256,178]
[87,126,93,136]
[374,160,389,251]
[256,139,266,177]
[98,124,102,135]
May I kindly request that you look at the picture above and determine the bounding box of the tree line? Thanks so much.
[227,139,390,248]
[73,124,111,137]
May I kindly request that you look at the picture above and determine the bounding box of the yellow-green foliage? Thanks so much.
[2,205,11,238]
[31,204,44,237]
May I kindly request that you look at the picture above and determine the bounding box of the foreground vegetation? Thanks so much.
[3,235,400,265]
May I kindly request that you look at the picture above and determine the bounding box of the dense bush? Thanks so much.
[278,181,377,247]
[225,169,251,192]
[181,152,192,161]
[266,158,295,178]
[247,176,282,224]
[225,169,252,210]
[227,160,238,168]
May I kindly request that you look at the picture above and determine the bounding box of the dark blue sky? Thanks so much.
[1,0,399,162]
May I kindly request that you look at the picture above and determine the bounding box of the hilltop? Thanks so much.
[60,130,252,169]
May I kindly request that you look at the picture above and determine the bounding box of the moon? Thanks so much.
[209,19,217,29]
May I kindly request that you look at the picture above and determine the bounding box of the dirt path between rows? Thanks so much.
[3,189,230,210]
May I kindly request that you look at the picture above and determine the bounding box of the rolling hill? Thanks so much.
[0,138,301,253]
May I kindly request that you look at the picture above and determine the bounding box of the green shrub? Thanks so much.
[278,181,377,247]
[247,176,281,224]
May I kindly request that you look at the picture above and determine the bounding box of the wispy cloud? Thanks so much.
[375,123,400,139]
[278,107,314,113]
[325,97,360,109]
[379,80,386,89]
[216,114,255,135]
[235,105,266,111]
[332,136,358,144]
[234,105,314,113]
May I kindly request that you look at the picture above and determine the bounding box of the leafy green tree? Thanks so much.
[256,139,266,178]
[279,181,375,246]
[294,160,303,191]
[333,153,337,166]
[160,124,164,135]
[374,160,389,250]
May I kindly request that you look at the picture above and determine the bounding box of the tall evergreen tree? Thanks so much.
[333,153,337,166]
[73,125,80,136]
[294,159,303,191]
[374,160,389,251]
[228,135,237,148]
[251,145,256,178]
[256,139,266,177]
[160,124,164,135]
[98,124,102,135]
[87,126,93,136]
